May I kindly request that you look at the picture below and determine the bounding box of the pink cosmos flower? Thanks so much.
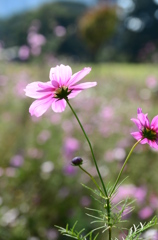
[24,64,96,117]
[131,108,158,149]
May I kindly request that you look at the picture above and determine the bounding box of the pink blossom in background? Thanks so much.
[100,106,114,120]
[24,64,96,117]
[63,165,77,176]
[134,187,147,204]
[143,229,158,239]
[138,206,154,220]
[131,108,158,149]
[14,79,28,98]
[54,26,66,37]
[80,196,91,207]
[18,45,30,60]
[37,130,51,144]
[46,228,59,240]
[27,148,43,159]
[63,137,80,159]
[31,47,41,56]
[5,167,16,177]
[150,194,158,209]
[10,155,24,168]
[27,32,46,48]
[112,185,146,204]
[146,76,157,89]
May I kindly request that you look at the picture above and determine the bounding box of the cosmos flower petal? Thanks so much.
[52,65,72,85]
[140,138,148,144]
[151,141,158,149]
[59,64,72,85]
[68,90,82,99]
[24,81,53,99]
[52,99,66,112]
[69,82,97,90]
[137,113,150,128]
[49,67,55,81]
[131,118,142,129]
[68,67,91,86]
[29,97,53,117]
[137,108,142,114]
[151,115,158,130]
[131,132,142,140]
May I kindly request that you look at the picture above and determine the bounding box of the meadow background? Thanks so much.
[1,0,158,239]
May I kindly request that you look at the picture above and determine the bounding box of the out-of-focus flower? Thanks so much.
[142,229,158,239]
[63,165,77,176]
[112,185,146,204]
[41,161,54,173]
[37,130,51,144]
[80,196,91,207]
[10,154,24,168]
[27,32,46,48]
[46,228,59,240]
[131,108,158,149]
[24,64,96,117]
[54,25,66,37]
[1,208,19,226]
[63,137,80,159]
[18,45,30,60]
[138,206,154,220]
[146,76,157,89]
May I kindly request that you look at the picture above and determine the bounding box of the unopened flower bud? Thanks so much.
[71,157,83,166]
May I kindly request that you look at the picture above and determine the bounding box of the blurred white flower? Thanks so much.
[41,161,54,173]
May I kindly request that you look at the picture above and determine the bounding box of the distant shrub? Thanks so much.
[78,6,118,61]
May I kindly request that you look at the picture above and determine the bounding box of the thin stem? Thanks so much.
[66,99,108,198]
[110,139,141,197]
[66,99,112,239]
[79,165,104,196]
[108,227,111,240]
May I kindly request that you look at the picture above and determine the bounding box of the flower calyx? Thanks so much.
[54,86,72,100]
[142,127,157,141]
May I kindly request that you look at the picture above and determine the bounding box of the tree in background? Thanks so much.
[78,5,118,61]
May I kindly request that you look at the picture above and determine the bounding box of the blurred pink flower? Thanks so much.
[63,137,80,159]
[80,196,91,207]
[138,206,154,219]
[63,165,77,176]
[10,154,24,167]
[150,194,158,209]
[18,45,30,60]
[27,32,46,48]
[54,26,66,37]
[24,64,96,117]
[113,185,146,204]
[131,108,158,149]
[146,76,157,89]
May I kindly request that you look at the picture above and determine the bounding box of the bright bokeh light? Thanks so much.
[125,17,145,32]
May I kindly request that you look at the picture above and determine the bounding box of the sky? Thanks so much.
[0,0,97,19]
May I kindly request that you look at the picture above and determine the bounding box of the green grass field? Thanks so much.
[0,62,158,239]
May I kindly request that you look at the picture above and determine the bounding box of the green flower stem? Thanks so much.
[66,99,108,198]
[66,100,112,239]
[79,165,104,196]
[110,139,141,197]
